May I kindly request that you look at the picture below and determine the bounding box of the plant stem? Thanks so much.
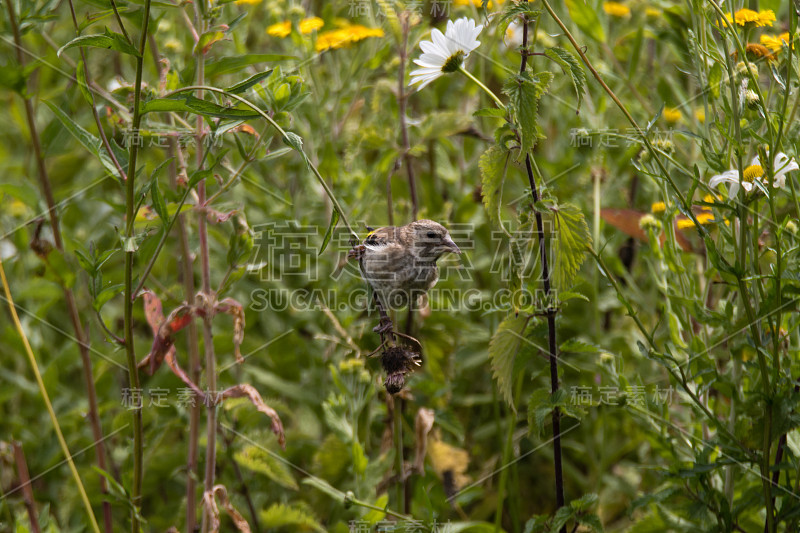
[0,258,101,533]
[163,86,359,242]
[392,396,405,512]
[459,67,506,109]
[124,0,152,528]
[5,2,114,530]
[518,13,564,528]
[398,13,418,220]
[12,442,41,533]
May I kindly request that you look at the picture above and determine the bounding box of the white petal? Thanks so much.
[409,66,441,76]
[728,181,741,197]
[751,155,761,167]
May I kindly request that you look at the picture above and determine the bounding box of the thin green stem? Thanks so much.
[124,0,152,528]
[0,258,101,533]
[392,398,405,512]
[459,66,506,109]
[163,85,359,242]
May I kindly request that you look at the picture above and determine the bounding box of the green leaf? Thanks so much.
[479,145,510,226]
[193,30,226,56]
[57,28,140,58]
[709,62,722,99]
[225,70,273,95]
[497,2,541,39]
[474,107,507,118]
[44,101,122,180]
[489,314,530,407]
[282,131,310,168]
[75,60,93,106]
[188,169,213,189]
[93,283,124,311]
[552,202,591,289]
[528,388,585,437]
[319,209,338,255]
[140,95,261,120]
[544,47,586,110]
[235,444,298,490]
[565,0,606,43]
[205,54,295,77]
[302,476,346,502]
[260,503,324,532]
[150,179,168,224]
[503,71,553,159]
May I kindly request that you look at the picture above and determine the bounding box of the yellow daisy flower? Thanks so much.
[267,16,324,38]
[760,32,792,52]
[315,24,385,52]
[603,1,631,17]
[235,0,262,5]
[725,9,775,28]
[454,0,502,7]
[651,202,667,214]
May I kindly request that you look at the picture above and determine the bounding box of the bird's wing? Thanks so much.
[363,226,397,250]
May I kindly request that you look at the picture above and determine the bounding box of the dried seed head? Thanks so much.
[381,346,421,395]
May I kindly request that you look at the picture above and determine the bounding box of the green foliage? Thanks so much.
[564,0,606,42]
[503,71,553,159]
[489,314,531,407]
[57,28,140,58]
[544,47,586,110]
[551,202,591,289]
[479,145,510,226]
[234,444,298,490]
[260,503,324,532]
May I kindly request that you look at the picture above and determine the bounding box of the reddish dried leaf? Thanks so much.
[211,485,250,533]
[222,384,285,448]
[165,350,205,399]
[215,298,245,364]
[601,208,693,252]
[142,291,164,332]
[414,408,435,473]
[206,208,238,225]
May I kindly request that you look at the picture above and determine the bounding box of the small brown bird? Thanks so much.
[349,219,461,333]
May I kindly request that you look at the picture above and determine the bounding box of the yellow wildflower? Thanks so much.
[695,109,705,123]
[454,0,502,7]
[676,212,716,230]
[10,199,27,217]
[651,202,667,214]
[315,24,384,52]
[760,32,792,52]
[663,107,682,123]
[267,16,324,38]
[235,0,262,5]
[645,7,661,17]
[603,1,631,17]
[725,9,775,28]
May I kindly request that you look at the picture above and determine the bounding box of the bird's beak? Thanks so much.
[443,236,461,254]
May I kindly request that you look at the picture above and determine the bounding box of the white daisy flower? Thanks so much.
[709,152,799,197]
[408,17,483,90]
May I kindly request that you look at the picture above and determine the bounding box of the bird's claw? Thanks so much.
[373,319,394,334]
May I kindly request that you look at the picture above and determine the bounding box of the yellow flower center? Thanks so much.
[742,164,763,183]
[442,51,466,73]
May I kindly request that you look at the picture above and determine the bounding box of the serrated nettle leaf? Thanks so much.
[150,180,168,224]
[553,202,591,289]
[58,28,140,58]
[489,314,531,407]
[479,145,510,226]
[544,47,586,111]
[503,72,553,160]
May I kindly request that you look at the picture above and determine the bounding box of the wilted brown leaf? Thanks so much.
[222,384,285,448]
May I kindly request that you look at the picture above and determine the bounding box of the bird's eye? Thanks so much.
[426,231,437,239]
